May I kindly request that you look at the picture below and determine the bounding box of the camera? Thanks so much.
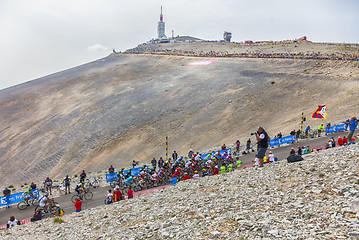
[250,132,256,135]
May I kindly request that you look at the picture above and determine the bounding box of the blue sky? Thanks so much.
[0,0,358,90]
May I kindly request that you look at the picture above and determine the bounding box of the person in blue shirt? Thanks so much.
[347,117,358,142]
[170,174,177,185]
[126,176,133,187]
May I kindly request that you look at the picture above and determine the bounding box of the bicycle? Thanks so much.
[71,190,93,203]
[35,199,58,217]
[84,177,100,189]
[17,197,39,210]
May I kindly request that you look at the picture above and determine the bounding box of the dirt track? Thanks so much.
[1,46,359,187]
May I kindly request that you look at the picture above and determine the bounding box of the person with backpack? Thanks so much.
[254,127,269,167]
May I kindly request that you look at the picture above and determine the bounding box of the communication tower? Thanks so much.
[157,6,167,38]
[223,31,232,42]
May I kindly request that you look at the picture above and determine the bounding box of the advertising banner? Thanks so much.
[326,124,347,134]
[0,189,39,207]
[270,135,296,147]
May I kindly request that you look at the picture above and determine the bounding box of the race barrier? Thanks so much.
[0,189,39,208]
[326,123,347,134]
[270,135,296,147]
[200,149,231,161]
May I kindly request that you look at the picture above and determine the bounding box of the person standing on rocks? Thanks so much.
[74,197,82,212]
[254,127,269,167]
[346,117,357,143]
[246,139,251,153]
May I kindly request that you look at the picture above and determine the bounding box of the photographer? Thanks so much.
[253,127,269,167]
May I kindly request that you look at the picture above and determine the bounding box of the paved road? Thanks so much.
[0,131,349,226]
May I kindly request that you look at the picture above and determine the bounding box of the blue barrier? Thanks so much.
[0,189,39,207]
[326,124,347,134]
[201,149,231,161]
[270,135,296,147]
[106,167,143,183]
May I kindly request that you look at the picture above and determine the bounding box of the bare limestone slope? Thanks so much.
[1,143,358,239]
[0,49,359,186]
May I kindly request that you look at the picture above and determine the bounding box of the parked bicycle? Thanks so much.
[84,177,100,189]
[71,190,93,203]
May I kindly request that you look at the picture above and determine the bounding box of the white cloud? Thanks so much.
[87,44,109,52]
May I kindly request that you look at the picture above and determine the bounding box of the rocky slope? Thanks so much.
[1,41,359,187]
[1,143,358,239]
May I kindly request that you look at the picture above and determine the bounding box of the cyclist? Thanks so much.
[80,170,86,183]
[38,192,53,213]
[44,177,53,195]
[126,175,134,188]
[75,183,86,199]
[62,175,71,194]
[22,186,36,206]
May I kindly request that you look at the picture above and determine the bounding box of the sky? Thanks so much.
[0,0,358,90]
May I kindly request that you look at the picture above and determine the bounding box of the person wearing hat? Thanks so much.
[268,151,274,162]
[170,174,177,186]
[3,187,11,208]
[290,148,295,155]
[193,171,200,178]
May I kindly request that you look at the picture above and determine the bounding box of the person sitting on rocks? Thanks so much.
[290,148,295,155]
[183,172,191,181]
[212,166,219,175]
[193,171,200,178]
[31,209,42,222]
[253,155,259,166]
[106,190,114,204]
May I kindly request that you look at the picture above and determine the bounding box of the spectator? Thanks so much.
[30,182,37,190]
[221,144,227,150]
[254,127,269,167]
[305,125,310,138]
[183,172,191,181]
[114,187,122,202]
[44,177,53,195]
[80,170,86,183]
[290,130,296,136]
[297,146,302,155]
[338,136,344,146]
[158,157,164,169]
[246,138,251,153]
[151,158,157,170]
[31,209,42,222]
[106,190,114,204]
[268,151,274,162]
[347,117,358,142]
[132,160,138,168]
[170,174,178,185]
[253,155,259,166]
[343,136,348,145]
[74,197,82,212]
[3,187,11,209]
[108,165,115,173]
[7,216,20,228]
[127,187,134,199]
[193,171,200,178]
[202,169,208,177]
[172,151,178,161]
[188,149,194,159]
[62,175,71,194]
[235,140,240,153]
[290,147,295,155]
[318,124,324,137]
[296,129,301,139]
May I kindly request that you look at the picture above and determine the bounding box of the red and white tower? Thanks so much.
[157,6,166,38]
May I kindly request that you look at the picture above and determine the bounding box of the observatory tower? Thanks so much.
[157,6,166,38]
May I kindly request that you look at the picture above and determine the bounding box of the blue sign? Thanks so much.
[0,189,39,207]
[106,167,143,183]
[270,135,296,146]
[326,124,347,134]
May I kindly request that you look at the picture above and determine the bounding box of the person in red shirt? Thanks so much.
[183,172,191,180]
[213,166,219,175]
[127,187,133,199]
[114,188,122,202]
[74,197,82,212]
[343,136,348,145]
[337,137,344,146]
